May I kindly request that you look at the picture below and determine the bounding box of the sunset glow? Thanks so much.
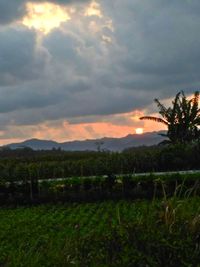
[22,2,71,34]
[0,108,167,145]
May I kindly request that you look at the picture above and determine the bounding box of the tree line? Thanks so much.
[0,142,200,183]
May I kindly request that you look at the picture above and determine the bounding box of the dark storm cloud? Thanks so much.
[44,31,79,61]
[0,81,67,117]
[0,0,200,136]
[0,26,48,85]
[101,0,200,99]
[0,0,25,24]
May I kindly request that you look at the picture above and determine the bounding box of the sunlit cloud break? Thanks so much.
[84,1,102,18]
[22,2,71,34]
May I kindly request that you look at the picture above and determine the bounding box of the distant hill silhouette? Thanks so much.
[3,131,166,151]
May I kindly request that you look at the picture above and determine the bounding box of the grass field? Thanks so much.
[0,198,200,267]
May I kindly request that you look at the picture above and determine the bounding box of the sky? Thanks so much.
[0,0,199,144]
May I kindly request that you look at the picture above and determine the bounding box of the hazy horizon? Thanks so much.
[1,129,167,146]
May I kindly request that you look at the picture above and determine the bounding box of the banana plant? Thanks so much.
[140,91,200,143]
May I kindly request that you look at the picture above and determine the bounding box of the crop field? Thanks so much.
[1,198,200,267]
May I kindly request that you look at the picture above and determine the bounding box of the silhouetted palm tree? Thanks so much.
[140,91,200,143]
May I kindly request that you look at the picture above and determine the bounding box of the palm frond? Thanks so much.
[154,98,167,117]
[141,90,200,143]
[171,92,181,123]
[140,116,169,125]
[192,91,199,105]
[190,91,200,121]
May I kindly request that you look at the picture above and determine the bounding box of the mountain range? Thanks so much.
[2,131,166,152]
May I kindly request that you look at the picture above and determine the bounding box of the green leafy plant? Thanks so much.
[140,91,200,144]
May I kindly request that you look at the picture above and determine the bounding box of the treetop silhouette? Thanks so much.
[140,91,200,143]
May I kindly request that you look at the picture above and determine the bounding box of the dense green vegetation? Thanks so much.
[0,142,200,183]
[0,171,200,204]
[0,198,200,267]
[0,128,199,265]
[0,142,200,204]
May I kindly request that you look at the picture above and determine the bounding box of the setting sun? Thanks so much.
[135,128,144,135]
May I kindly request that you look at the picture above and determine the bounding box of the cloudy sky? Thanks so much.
[0,0,199,144]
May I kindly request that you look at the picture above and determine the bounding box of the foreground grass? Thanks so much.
[0,198,200,267]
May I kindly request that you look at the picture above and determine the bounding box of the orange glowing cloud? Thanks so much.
[31,122,136,141]
[0,110,167,145]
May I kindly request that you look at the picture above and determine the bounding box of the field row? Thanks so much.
[0,198,200,266]
[1,172,200,204]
